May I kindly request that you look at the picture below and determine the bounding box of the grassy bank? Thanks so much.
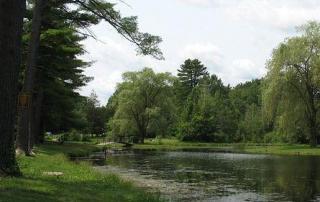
[0,143,162,202]
[243,144,320,156]
[133,138,320,156]
[133,138,232,149]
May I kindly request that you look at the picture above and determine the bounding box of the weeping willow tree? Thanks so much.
[108,68,176,143]
[263,21,320,147]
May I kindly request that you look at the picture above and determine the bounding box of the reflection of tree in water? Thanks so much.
[276,157,319,202]
[243,156,320,202]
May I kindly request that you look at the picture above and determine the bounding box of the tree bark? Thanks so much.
[17,0,44,155]
[0,0,25,176]
[33,89,44,144]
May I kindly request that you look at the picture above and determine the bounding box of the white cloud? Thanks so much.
[79,32,168,103]
[225,0,320,30]
[224,59,265,86]
[180,43,223,66]
[177,0,320,30]
[179,43,226,78]
[179,43,264,86]
[176,0,212,7]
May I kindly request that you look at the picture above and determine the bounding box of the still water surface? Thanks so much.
[99,150,320,201]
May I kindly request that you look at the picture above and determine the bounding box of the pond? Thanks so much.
[95,149,320,202]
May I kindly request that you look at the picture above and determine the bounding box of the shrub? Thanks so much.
[263,131,283,144]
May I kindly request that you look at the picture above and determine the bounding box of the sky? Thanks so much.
[79,0,320,104]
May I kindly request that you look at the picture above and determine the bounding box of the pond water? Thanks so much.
[97,149,320,202]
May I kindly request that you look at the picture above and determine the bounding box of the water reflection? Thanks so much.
[102,150,320,201]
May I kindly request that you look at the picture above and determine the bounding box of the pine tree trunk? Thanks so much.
[17,0,44,155]
[0,0,25,176]
[33,89,44,144]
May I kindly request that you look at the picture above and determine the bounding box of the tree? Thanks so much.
[17,0,45,155]
[177,85,217,141]
[177,59,208,98]
[109,68,175,143]
[38,28,92,135]
[230,79,264,142]
[263,21,320,147]
[85,91,107,135]
[237,104,264,142]
[177,74,237,142]
[0,0,25,175]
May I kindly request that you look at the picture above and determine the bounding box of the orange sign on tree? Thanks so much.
[18,93,31,108]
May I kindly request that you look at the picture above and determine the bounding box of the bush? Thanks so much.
[81,135,91,142]
[263,131,283,143]
[68,129,81,141]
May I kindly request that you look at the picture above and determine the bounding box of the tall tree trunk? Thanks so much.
[0,0,25,176]
[17,0,44,155]
[33,89,44,144]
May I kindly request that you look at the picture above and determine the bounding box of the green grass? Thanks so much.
[133,138,235,152]
[243,144,320,156]
[134,138,320,156]
[0,143,162,202]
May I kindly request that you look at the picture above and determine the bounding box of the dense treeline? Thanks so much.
[107,64,262,144]
[107,22,320,146]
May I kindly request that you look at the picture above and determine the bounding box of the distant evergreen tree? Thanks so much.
[177,59,208,98]
[85,91,107,136]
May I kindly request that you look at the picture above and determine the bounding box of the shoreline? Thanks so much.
[132,139,320,156]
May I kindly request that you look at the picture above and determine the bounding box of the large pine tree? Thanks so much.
[0,0,25,176]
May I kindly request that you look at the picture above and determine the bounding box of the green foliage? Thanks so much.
[84,91,107,135]
[106,22,320,145]
[106,61,264,143]
[230,79,265,142]
[263,131,284,144]
[177,59,208,99]
[22,4,93,134]
[109,68,176,143]
[238,104,264,142]
[22,0,164,140]
[263,21,320,145]
[176,64,236,142]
